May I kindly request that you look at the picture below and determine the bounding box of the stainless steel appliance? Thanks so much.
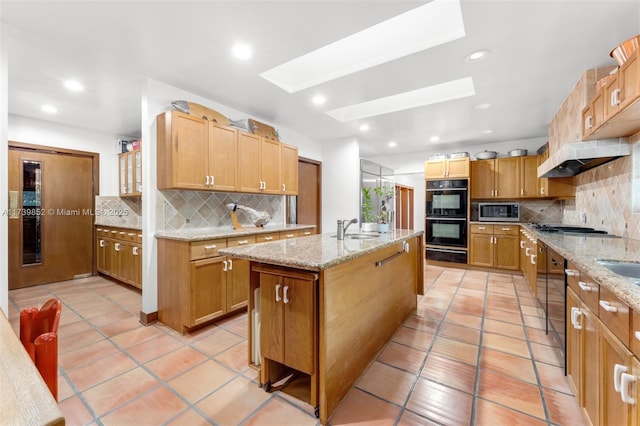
[478,202,520,222]
[425,179,468,263]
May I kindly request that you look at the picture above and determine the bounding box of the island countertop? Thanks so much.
[218,229,424,271]
[522,224,640,311]
[155,224,316,242]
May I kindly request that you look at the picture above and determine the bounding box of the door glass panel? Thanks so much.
[127,153,133,193]
[135,151,142,192]
[22,160,42,265]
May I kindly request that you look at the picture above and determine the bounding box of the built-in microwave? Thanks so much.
[478,202,520,222]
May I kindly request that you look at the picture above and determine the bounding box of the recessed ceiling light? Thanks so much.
[475,103,491,110]
[260,0,465,93]
[465,50,490,63]
[482,129,493,134]
[359,124,370,132]
[327,77,475,122]
[430,136,440,142]
[312,95,326,106]
[388,141,397,148]
[231,43,253,60]
[41,105,57,114]
[63,80,84,92]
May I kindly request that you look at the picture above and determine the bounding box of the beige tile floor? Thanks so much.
[8,265,586,425]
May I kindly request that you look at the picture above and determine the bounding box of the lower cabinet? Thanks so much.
[96,226,142,289]
[469,224,519,270]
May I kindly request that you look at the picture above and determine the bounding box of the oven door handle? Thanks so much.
[426,217,467,221]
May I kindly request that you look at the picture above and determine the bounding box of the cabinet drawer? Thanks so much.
[190,239,227,260]
[299,229,315,237]
[580,275,600,314]
[227,235,256,248]
[565,261,581,294]
[280,230,299,239]
[470,224,493,234]
[631,309,640,358]
[493,225,519,236]
[599,285,630,346]
[256,233,280,243]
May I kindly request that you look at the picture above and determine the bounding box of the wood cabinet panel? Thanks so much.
[281,143,299,195]
[599,285,631,347]
[470,159,494,198]
[96,226,142,289]
[469,233,492,268]
[209,123,238,191]
[189,257,226,326]
[520,155,539,198]
[495,157,519,199]
[424,157,469,179]
[600,325,634,426]
[469,224,519,270]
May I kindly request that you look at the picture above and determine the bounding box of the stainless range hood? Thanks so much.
[538,138,630,178]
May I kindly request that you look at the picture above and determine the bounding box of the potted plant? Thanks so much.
[377,200,389,233]
[374,185,394,233]
[361,187,378,232]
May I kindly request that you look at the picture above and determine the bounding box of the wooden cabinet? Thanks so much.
[96,226,142,289]
[519,228,538,296]
[601,324,635,426]
[189,256,227,325]
[281,143,298,195]
[259,268,317,375]
[519,155,539,198]
[536,151,575,198]
[470,158,519,199]
[424,157,469,179]
[119,150,142,197]
[469,224,519,270]
[237,133,282,194]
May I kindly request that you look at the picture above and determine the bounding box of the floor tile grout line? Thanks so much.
[470,270,490,425]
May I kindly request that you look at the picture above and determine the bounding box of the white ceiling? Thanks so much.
[2,1,639,158]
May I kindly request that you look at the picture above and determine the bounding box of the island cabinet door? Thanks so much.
[260,274,285,364]
[189,257,227,327]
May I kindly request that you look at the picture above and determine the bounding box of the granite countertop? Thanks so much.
[155,224,316,242]
[521,224,640,312]
[218,229,424,271]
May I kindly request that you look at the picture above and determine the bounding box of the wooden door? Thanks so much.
[260,273,284,364]
[284,276,315,375]
[237,132,261,193]
[470,160,495,199]
[495,157,520,199]
[600,324,633,426]
[281,143,298,195]
[260,138,281,193]
[520,156,538,198]
[209,123,238,192]
[395,184,414,230]
[189,257,226,327]
[296,158,321,233]
[227,257,249,311]
[9,147,94,289]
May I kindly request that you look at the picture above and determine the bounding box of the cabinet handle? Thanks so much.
[275,284,281,302]
[530,254,537,265]
[223,260,228,272]
[578,281,593,292]
[501,227,511,231]
[114,243,120,251]
[204,244,217,250]
[228,259,233,270]
[614,364,628,393]
[132,247,138,255]
[282,183,286,192]
[540,187,545,195]
[210,176,215,186]
[599,300,618,313]
[99,239,106,247]
[478,226,486,230]
[585,115,593,130]
[520,189,524,196]
[611,88,621,106]
[571,307,583,330]
[635,331,640,342]
[525,247,531,256]
[303,231,311,235]
[285,234,294,238]
[206,175,210,185]
[565,269,578,277]
[238,240,249,245]
[283,286,289,304]
[264,236,274,241]
[620,373,636,405]
[520,241,525,248]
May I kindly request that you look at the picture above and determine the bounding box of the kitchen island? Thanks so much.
[219,229,424,424]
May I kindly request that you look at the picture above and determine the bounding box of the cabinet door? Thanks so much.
[134,150,142,194]
[495,157,520,199]
[447,158,470,178]
[469,233,492,267]
[424,160,446,179]
[126,152,134,195]
[118,242,134,284]
[470,159,495,199]
[566,288,581,398]
[171,112,210,190]
[237,132,262,193]
[97,237,110,273]
[261,138,281,193]
[189,257,226,326]
[119,153,127,196]
[281,143,298,195]
[283,277,315,375]
[619,51,640,111]
[226,257,249,311]
[600,324,634,426]
[209,123,238,191]
[604,74,621,122]
[494,235,519,270]
[131,244,142,289]
[260,273,285,364]
[520,156,538,198]
[582,304,599,424]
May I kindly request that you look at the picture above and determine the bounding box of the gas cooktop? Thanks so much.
[530,224,617,237]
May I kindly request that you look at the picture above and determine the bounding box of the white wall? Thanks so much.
[8,115,123,196]
[320,137,361,233]
[1,21,9,315]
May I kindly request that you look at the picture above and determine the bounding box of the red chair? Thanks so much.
[19,298,61,401]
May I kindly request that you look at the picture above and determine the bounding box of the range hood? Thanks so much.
[538,138,630,178]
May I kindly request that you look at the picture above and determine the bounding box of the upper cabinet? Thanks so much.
[582,51,640,140]
[119,150,142,197]
[424,157,469,179]
[157,110,298,195]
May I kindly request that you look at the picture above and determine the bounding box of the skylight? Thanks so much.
[326,77,475,122]
[260,0,466,93]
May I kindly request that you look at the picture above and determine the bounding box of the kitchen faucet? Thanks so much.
[336,218,358,240]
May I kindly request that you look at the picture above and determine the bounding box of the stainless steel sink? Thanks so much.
[596,259,640,284]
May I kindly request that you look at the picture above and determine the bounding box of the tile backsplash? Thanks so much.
[158,190,285,232]
[95,196,142,229]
